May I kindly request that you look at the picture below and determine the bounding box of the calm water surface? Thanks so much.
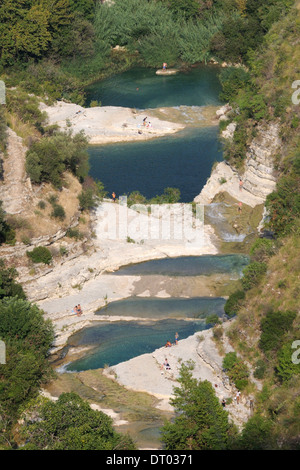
[66,318,210,372]
[87,65,224,202]
[111,254,249,277]
[85,65,222,109]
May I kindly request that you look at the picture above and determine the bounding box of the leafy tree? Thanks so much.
[160,361,234,449]
[236,414,278,450]
[0,1,52,64]
[25,131,89,188]
[0,259,26,300]
[0,297,54,423]
[21,392,136,450]
[218,66,251,102]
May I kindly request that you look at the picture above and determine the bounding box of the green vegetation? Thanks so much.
[0,0,294,106]
[25,131,89,188]
[222,352,249,390]
[161,361,235,450]
[26,246,53,265]
[78,177,107,211]
[0,259,26,300]
[259,310,296,355]
[0,297,54,433]
[0,200,15,245]
[241,261,267,291]
[20,392,136,450]
[127,187,181,207]
[224,290,245,318]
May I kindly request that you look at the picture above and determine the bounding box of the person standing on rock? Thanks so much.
[112,192,116,202]
[175,332,179,345]
[239,179,243,191]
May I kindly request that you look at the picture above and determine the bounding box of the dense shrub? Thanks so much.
[26,131,89,188]
[224,290,245,318]
[250,238,277,262]
[26,246,52,265]
[0,259,26,300]
[218,67,251,102]
[259,310,296,354]
[51,204,66,221]
[0,200,15,245]
[241,261,267,291]
[253,359,267,380]
[66,228,84,240]
[236,414,278,450]
[78,188,97,211]
[6,89,47,132]
[222,352,249,390]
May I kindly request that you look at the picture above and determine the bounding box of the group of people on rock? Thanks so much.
[164,332,179,348]
[73,304,83,316]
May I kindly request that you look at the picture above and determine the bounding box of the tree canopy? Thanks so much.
[160,362,235,449]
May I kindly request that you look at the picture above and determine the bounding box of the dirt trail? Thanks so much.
[0,127,32,214]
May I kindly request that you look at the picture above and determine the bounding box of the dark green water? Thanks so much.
[111,254,249,277]
[66,318,209,372]
[87,65,224,202]
[85,65,222,109]
[88,126,223,203]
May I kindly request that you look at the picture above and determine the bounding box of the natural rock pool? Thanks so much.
[87,65,224,202]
